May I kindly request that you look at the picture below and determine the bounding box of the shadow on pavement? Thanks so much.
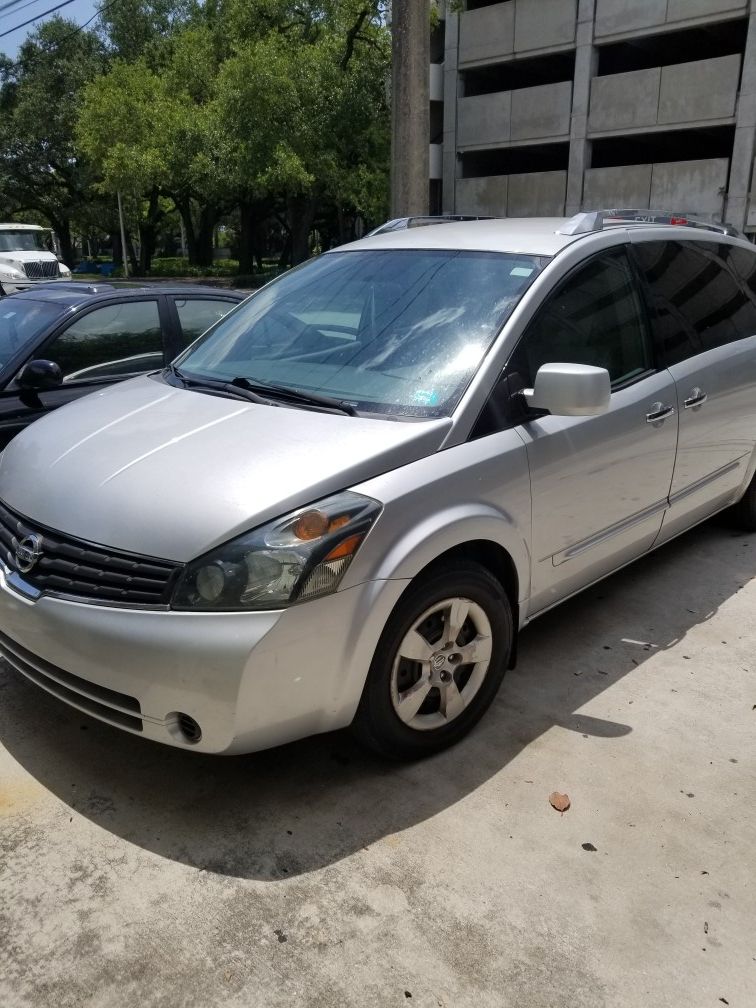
[0,521,752,881]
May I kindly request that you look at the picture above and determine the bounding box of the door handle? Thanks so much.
[683,387,708,409]
[646,402,676,424]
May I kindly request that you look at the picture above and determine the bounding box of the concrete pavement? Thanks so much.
[1,520,754,1007]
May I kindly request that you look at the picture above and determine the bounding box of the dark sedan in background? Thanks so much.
[0,282,245,448]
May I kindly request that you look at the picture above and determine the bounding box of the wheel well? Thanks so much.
[417,540,520,667]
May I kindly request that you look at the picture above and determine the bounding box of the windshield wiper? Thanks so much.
[167,365,271,406]
[230,376,358,416]
[166,365,357,415]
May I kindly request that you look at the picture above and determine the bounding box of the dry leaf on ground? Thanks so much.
[549,791,571,814]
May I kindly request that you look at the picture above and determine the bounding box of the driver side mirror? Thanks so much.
[17,359,63,392]
[522,363,610,417]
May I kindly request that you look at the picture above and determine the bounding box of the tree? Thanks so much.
[74,0,391,271]
[0,18,107,263]
[76,25,233,270]
[217,0,391,263]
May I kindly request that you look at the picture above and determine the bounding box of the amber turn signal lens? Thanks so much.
[328,514,350,532]
[293,510,329,541]
[324,534,363,561]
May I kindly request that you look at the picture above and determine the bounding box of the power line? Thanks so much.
[0,0,77,39]
[0,0,45,17]
[0,0,46,15]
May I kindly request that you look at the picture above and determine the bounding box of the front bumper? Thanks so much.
[0,566,407,754]
[0,277,63,296]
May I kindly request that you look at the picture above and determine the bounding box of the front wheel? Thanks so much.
[729,472,756,531]
[352,562,513,759]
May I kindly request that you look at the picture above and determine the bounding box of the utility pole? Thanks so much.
[391,0,430,217]
[117,191,129,279]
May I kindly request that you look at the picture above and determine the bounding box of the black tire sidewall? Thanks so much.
[354,562,513,758]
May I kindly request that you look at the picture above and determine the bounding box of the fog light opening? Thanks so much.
[166,711,202,745]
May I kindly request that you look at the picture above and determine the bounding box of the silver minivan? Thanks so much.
[1,212,755,758]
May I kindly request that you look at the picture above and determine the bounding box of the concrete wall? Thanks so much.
[667,0,747,23]
[581,159,728,218]
[430,63,444,103]
[457,92,511,148]
[747,158,756,225]
[459,0,576,66]
[594,0,667,38]
[456,176,509,216]
[583,164,653,208]
[511,81,573,140]
[458,81,571,148]
[658,55,740,124]
[508,170,567,215]
[513,0,577,52]
[429,143,443,181]
[649,158,729,218]
[456,171,567,216]
[588,55,740,134]
[589,68,661,132]
[459,2,515,66]
[594,0,746,39]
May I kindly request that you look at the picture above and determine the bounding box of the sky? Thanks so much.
[0,0,99,58]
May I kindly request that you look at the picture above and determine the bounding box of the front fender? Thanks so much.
[343,431,532,605]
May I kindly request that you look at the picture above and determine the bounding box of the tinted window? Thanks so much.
[724,243,756,307]
[0,300,66,369]
[634,240,756,362]
[179,249,548,418]
[174,298,237,352]
[508,249,651,389]
[46,300,164,382]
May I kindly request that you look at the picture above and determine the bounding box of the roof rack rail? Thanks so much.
[557,209,742,238]
[366,214,494,237]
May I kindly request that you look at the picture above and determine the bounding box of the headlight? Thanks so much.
[171,491,381,611]
[58,264,71,278]
[0,266,25,281]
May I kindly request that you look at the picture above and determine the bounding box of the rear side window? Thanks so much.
[508,248,652,389]
[634,241,756,364]
[724,244,756,306]
[173,298,236,352]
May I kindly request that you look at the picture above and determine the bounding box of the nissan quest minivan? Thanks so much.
[0,211,755,759]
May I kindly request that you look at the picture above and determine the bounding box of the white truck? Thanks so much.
[0,223,72,296]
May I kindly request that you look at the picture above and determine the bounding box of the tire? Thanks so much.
[729,474,756,531]
[352,561,513,760]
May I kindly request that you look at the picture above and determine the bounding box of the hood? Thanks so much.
[0,250,59,266]
[0,376,450,562]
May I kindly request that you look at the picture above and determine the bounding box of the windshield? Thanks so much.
[0,229,52,254]
[0,301,66,368]
[178,248,548,417]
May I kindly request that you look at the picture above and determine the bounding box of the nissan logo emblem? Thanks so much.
[15,533,42,574]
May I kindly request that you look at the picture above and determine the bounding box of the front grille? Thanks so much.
[22,260,59,279]
[0,629,143,731]
[0,499,181,607]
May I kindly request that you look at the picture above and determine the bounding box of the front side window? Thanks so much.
[508,249,652,389]
[0,301,67,370]
[178,249,548,417]
[45,300,164,382]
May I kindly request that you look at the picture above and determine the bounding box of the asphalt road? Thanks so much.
[1,519,754,1008]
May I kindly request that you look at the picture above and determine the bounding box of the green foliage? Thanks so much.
[0,18,108,260]
[2,0,391,270]
[148,256,239,277]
